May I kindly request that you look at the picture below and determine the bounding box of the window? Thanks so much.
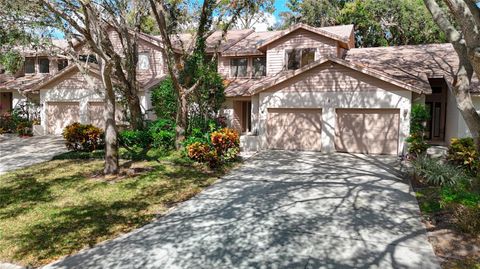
[253,57,266,78]
[230,58,248,77]
[79,54,98,64]
[24,58,35,74]
[58,59,68,71]
[286,48,316,70]
[138,53,150,70]
[39,58,50,73]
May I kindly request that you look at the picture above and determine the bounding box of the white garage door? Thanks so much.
[46,102,80,135]
[87,102,125,129]
[267,108,322,151]
[335,109,400,155]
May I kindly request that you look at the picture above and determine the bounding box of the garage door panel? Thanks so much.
[87,102,125,129]
[335,109,399,155]
[267,108,322,151]
[46,102,80,135]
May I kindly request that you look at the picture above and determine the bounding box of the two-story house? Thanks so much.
[2,23,479,156]
[218,24,480,155]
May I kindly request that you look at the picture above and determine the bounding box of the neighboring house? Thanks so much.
[1,23,479,155]
[0,41,68,115]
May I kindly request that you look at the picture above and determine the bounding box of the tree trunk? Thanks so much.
[453,67,480,151]
[175,92,188,149]
[127,90,144,130]
[102,63,119,175]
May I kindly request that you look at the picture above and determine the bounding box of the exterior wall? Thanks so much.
[0,89,25,112]
[229,63,412,155]
[447,95,480,141]
[108,31,166,86]
[266,29,338,76]
[40,71,104,134]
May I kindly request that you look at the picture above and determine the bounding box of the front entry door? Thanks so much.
[425,101,445,141]
[0,92,12,114]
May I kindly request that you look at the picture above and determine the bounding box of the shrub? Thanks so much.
[448,137,479,174]
[407,104,430,157]
[412,156,469,187]
[211,127,240,162]
[150,78,177,122]
[16,120,32,136]
[119,129,152,149]
[148,119,175,150]
[410,104,430,135]
[406,133,429,156]
[186,142,218,167]
[185,127,240,167]
[63,122,105,152]
[451,204,480,235]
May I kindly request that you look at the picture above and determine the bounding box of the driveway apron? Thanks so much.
[43,151,439,269]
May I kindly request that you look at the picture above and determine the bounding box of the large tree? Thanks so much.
[148,0,257,148]
[276,0,445,47]
[423,0,480,150]
[40,0,147,174]
[338,0,445,47]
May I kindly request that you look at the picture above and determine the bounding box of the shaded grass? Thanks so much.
[0,152,231,267]
[415,187,442,214]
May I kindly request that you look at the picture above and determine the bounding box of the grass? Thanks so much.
[0,151,233,267]
[415,187,442,214]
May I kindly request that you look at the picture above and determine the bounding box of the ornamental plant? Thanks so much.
[63,122,104,152]
[448,137,480,174]
[186,127,240,168]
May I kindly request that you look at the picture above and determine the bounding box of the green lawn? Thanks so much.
[0,152,231,267]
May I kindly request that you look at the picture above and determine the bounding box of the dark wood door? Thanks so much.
[0,92,12,114]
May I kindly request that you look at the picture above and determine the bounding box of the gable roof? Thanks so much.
[256,24,354,52]
[156,29,255,54]
[224,56,426,97]
[345,43,480,94]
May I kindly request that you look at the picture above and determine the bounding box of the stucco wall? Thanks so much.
[448,95,480,140]
[228,63,413,155]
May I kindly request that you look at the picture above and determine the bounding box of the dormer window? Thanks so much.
[286,48,315,70]
[39,58,50,73]
[138,53,150,70]
[230,58,248,78]
[58,59,68,71]
[79,54,98,64]
[24,58,35,74]
[253,57,266,78]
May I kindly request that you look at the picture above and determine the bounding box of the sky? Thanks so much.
[250,0,291,31]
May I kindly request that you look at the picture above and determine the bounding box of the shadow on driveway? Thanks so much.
[43,151,439,269]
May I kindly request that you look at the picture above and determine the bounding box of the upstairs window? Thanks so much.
[253,57,266,78]
[230,58,248,78]
[79,54,98,64]
[39,58,50,73]
[58,59,68,71]
[138,53,150,70]
[286,48,316,70]
[24,58,35,74]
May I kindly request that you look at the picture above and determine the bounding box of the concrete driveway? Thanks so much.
[43,151,439,269]
[0,135,67,175]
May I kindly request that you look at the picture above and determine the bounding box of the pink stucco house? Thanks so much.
[1,23,479,155]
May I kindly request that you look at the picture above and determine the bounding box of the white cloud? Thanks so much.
[250,13,277,32]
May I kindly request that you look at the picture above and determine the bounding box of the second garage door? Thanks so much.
[267,108,322,151]
[87,102,125,129]
[335,109,400,155]
[46,102,80,135]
